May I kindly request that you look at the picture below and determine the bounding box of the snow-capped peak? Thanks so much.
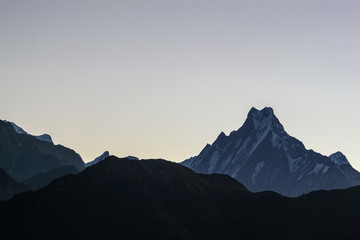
[246,107,285,134]
[86,151,110,167]
[329,152,350,165]
[35,134,53,143]
[247,107,294,151]
[9,121,28,134]
[249,107,274,117]
[181,107,360,197]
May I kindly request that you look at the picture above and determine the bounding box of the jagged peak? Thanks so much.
[86,151,110,167]
[35,134,53,143]
[2,120,54,144]
[215,131,226,140]
[329,151,350,165]
[2,120,28,134]
[246,107,283,132]
[248,107,274,116]
[212,131,230,148]
[248,107,275,122]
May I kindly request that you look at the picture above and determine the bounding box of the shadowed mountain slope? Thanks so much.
[0,168,28,200]
[23,165,80,190]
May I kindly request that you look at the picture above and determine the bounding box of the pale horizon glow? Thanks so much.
[1,1,359,170]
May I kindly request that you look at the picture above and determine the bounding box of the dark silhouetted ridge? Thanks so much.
[2,156,360,239]
[0,156,251,240]
[0,168,28,200]
[23,165,80,190]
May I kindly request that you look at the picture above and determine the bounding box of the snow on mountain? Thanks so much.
[34,134,53,143]
[0,120,85,182]
[181,107,360,197]
[329,152,350,165]
[86,151,110,167]
[8,121,28,135]
[3,120,53,144]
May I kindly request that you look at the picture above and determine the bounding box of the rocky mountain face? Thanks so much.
[0,120,85,182]
[182,107,360,197]
[2,157,360,239]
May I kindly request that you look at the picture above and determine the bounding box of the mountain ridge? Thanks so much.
[85,151,110,167]
[182,107,360,197]
[3,120,53,144]
[0,120,85,200]
[0,120,85,182]
[2,156,360,239]
[0,168,29,200]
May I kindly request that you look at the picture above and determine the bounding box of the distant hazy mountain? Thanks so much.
[182,107,360,197]
[86,152,141,167]
[24,165,80,190]
[0,168,28,201]
[0,120,85,182]
[85,151,110,167]
[2,156,360,239]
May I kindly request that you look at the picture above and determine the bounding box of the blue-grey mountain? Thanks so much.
[85,151,110,167]
[0,120,85,198]
[23,165,80,190]
[182,107,360,197]
[0,168,28,200]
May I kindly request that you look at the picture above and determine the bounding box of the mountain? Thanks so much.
[125,155,139,160]
[329,151,350,165]
[0,120,85,182]
[0,168,29,201]
[86,152,140,167]
[4,120,53,143]
[181,107,360,197]
[0,157,249,240]
[1,156,360,239]
[85,151,110,167]
[23,165,80,190]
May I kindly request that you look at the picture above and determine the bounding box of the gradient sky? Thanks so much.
[1,0,359,169]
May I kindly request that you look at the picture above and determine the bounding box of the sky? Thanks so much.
[1,0,359,169]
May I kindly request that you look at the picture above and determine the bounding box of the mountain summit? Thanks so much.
[182,107,360,197]
[0,120,85,182]
[85,151,110,167]
[4,120,53,144]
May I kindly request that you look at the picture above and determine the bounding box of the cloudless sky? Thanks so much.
[1,0,359,169]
